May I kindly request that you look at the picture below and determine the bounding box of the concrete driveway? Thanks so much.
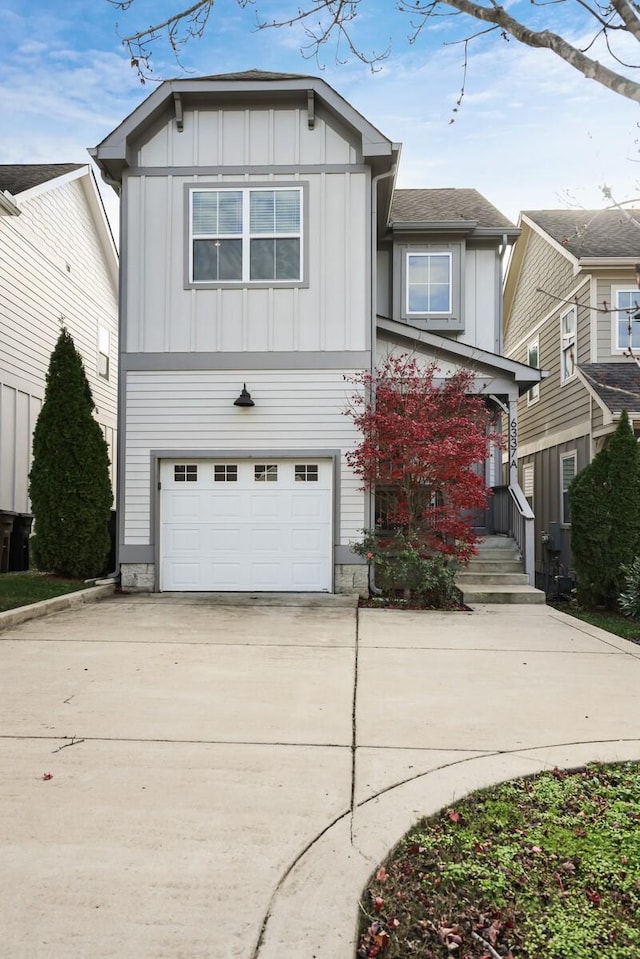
[1,596,640,958]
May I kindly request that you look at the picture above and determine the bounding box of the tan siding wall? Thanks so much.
[594,272,639,362]
[505,230,575,350]
[124,369,364,546]
[0,179,118,511]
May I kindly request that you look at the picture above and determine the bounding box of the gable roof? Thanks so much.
[392,188,515,231]
[91,73,399,185]
[0,164,85,196]
[523,209,640,259]
[579,362,640,416]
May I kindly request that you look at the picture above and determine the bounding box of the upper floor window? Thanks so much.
[560,307,576,382]
[614,288,640,351]
[406,253,452,315]
[395,242,463,331]
[189,186,303,286]
[527,339,539,405]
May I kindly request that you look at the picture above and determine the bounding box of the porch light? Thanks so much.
[233,384,255,407]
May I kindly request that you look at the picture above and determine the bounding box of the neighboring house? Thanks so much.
[0,164,119,570]
[504,208,640,590]
[90,70,540,595]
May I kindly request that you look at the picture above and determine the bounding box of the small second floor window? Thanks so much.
[561,307,576,382]
[190,187,302,285]
[406,252,452,315]
[615,288,640,351]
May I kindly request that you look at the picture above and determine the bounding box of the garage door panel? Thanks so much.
[161,458,332,591]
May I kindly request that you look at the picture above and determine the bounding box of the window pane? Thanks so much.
[250,190,300,234]
[428,255,451,285]
[192,191,242,235]
[408,255,430,284]
[250,192,275,233]
[408,286,429,313]
[250,238,300,280]
[528,344,538,367]
[275,191,300,232]
[217,192,242,233]
[193,239,242,281]
[429,283,451,313]
[192,192,218,234]
[250,238,275,280]
[276,238,300,279]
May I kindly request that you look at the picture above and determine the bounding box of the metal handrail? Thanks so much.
[489,483,535,586]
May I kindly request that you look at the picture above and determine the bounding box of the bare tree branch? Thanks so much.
[105,0,640,102]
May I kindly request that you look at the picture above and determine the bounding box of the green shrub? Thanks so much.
[29,329,113,578]
[569,411,640,609]
[619,557,640,619]
[353,530,460,607]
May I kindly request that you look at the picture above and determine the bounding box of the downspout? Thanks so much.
[368,162,398,594]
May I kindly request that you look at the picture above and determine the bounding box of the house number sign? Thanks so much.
[509,415,518,472]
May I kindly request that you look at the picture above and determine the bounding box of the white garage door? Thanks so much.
[160,458,333,591]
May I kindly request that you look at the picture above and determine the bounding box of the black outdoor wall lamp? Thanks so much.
[233,383,255,407]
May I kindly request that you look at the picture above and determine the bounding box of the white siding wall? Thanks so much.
[124,369,364,546]
[461,247,498,352]
[126,103,369,356]
[137,107,359,167]
[125,170,368,354]
[0,178,119,510]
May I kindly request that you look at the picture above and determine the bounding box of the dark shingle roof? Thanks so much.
[391,188,514,229]
[197,69,311,81]
[580,363,640,414]
[524,209,640,258]
[0,164,84,196]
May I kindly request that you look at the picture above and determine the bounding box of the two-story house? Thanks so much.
[90,70,540,596]
[504,208,640,590]
[0,164,118,571]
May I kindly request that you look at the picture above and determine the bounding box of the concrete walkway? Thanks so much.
[1,597,639,958]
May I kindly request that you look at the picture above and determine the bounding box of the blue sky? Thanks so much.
[1,0,639,231]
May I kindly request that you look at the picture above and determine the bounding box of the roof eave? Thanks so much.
[0,191,20,216]
[91,76,394,184]
[578,256,640,269]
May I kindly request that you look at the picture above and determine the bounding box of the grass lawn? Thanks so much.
[358,762,640,959]
[551,603,640,646]
[0,572,90,613]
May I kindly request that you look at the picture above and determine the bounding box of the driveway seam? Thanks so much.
[350,607,360,844]
[0,734,352,749]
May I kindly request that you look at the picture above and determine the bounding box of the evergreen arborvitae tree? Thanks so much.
[29,329,113,577]
[569,410,640,608]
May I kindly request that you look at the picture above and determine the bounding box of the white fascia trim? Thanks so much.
[517,421,591,458]
[0,191,20,215]
[504,274,591,358]
[93,77,394,166]
[81,169,118,281]
[377,317,542,384]
[520,213,579,270]
[16,164,89,203]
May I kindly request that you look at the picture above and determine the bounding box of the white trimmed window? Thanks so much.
[560,452,577,524]
[98,327,110,380]
[561,307,577,382]
[406,252,452,315]
[614,288,640,351]
[527,339,539,404]
[190,187,302,284]
[523,463,534,503]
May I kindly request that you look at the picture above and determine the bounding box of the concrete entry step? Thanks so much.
[460,585,546,604]
[457,572,529,586]
[466,560,524,574]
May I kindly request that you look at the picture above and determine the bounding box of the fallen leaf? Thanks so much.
[374,896,384,912]
[42,773,53,781]
[448,810,461,823]
[376,867,388,882]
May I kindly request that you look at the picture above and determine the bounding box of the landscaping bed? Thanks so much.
[358,762,640,958]
[0,572,90,613]
[551,603,640,647]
